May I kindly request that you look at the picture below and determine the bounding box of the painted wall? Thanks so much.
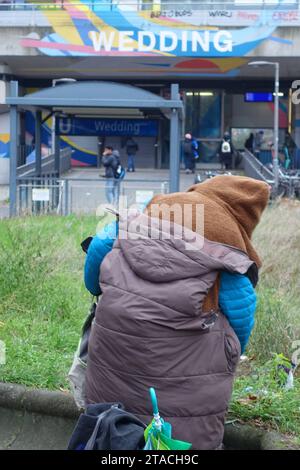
[0,2,300,64]
[0,112,9,184]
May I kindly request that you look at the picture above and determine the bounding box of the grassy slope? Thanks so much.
[0,215,98,389]
[0,203,299,437]
[229,200,300,438]
[249,199,300,360]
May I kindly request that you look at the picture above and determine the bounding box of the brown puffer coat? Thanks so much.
[85,176,269,449]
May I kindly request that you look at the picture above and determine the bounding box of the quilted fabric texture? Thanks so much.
[219,271,256,353]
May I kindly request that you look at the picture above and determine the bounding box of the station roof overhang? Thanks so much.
[6,80,184,120]
[2,56,300,83]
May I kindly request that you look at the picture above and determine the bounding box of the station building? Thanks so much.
[1,0,300,183]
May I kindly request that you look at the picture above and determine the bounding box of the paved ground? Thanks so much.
[63,164,222,192]
[0,382,290,450]
[60,165,225,214]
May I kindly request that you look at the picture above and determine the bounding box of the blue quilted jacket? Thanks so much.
[84,221,256,353]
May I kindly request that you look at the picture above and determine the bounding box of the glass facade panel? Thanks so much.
[184,90,222,139]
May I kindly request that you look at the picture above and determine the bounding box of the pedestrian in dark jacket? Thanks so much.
[126,137,139,172]
[218,132,235,169]
[183,133,199,174]
[245,133,254,153]
[102,146,120,206]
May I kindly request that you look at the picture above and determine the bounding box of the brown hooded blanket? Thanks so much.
[147,175,270,310]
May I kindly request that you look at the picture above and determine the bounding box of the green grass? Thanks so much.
[228,199,300,439]
[248,199,300,362]
[229,359,300,442]
[0,214,100,389]
[0,204,299,439]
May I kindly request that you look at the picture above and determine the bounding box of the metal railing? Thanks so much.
[15,174,169,216]
[16,174,62,215]
[243,148,275,184]
[17,147,71,178]
[1,1,299,12]
[243,148,300,198]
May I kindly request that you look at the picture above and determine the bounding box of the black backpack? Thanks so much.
[183,140,193,155]
[113,164,126,180]
[67,403,146,450]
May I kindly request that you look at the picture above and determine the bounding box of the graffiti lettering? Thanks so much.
[208,10,233,18]
[272,11,299,22]
[151,10,192,19]
[237,11,259,22]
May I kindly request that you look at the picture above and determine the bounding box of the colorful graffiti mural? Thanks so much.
[24,111,98,166]
[18,1,293,61]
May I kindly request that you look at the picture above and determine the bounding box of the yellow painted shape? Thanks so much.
[0,133,10,144]
[43,3,170,56]
[214,58,247,72]
[44,10,84,45]
[61,136,97,156]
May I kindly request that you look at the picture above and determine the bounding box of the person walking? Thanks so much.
[126,137,139,172]
[101,146,120,206]
[218,132,235,170]
[183,133,199,174]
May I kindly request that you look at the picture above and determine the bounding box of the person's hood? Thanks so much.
[187,175,269,239]
[112,150,120,158]
[145,175,269,269]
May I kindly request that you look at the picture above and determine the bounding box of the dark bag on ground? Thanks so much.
[67,403,146,450]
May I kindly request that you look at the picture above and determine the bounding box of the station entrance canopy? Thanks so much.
[6,80,183,216]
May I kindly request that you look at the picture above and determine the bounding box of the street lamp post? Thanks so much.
[248,61,280,195]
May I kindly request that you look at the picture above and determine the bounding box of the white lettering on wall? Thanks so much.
[138,31,156,52]
[89,29,233,54]
[181,31,188,53]
[119,31,134,52]
[191,31,210,53]
[160,31,178,52]
[214,30,233,52]
[89,30,115,52]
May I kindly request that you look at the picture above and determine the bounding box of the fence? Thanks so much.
[17,175,62,216]
[1,2,300,11]
[15,175,169,216]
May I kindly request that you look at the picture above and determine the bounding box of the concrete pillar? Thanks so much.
[54,131,60,176]
[9,81,19,217]
[35,110,42,176]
